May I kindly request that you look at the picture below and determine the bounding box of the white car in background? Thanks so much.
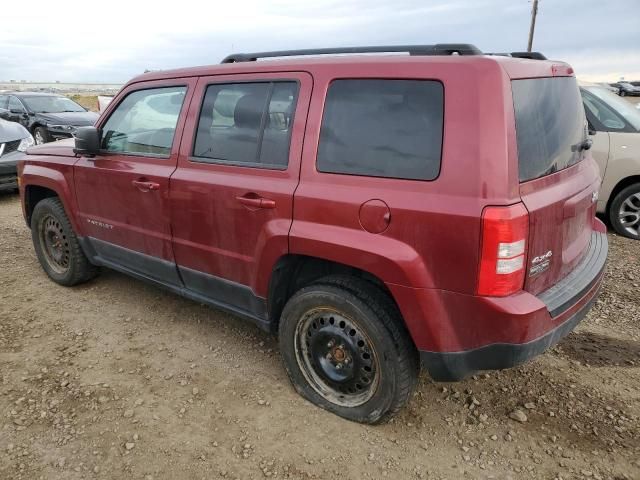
[581,83,640,239]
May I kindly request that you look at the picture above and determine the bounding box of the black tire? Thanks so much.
[620,90,626,97]
[609,183,640,240]
[34,126,50,145]
[31,197,98,285]
[278,275,419,423]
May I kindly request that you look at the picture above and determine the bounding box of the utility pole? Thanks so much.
[527,0,539,52]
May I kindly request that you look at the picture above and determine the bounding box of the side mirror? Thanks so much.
[74,126,101,156]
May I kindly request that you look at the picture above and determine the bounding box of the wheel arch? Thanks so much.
[266,254,405,335]
[30,123,45,134]
[22,166,78,231]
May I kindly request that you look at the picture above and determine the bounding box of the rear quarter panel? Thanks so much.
[291,58,520,293]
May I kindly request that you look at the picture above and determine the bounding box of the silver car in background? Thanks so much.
[0,118,33,192]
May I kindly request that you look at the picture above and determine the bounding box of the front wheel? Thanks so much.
[31,197,98,285]
[620,90,626,97]
[609,183,640,240]
[278,276,419,423]
[34,127,50,145]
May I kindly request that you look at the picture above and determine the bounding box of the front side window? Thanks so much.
[9,97,25,113]
[317,79,444,181]
[101,86,187,157]
[193,81,298,168]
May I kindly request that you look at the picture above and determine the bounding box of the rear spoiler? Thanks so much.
[488,51,548,60]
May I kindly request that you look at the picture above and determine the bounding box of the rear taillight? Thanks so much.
[477,203,529,297]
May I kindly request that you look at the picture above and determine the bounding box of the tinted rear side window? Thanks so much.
[512,77,586,182]
[317,79,444,181]
[193,81,298,169]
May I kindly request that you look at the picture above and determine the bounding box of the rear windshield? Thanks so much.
[512,77,586,182]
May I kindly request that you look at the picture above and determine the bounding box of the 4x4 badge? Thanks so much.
[530,250,552,276]
[532,250,553,265]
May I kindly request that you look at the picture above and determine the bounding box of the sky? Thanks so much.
[0,0,638,84]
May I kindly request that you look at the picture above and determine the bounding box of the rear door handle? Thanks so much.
[132,180,160,192]
[236,195,276,209]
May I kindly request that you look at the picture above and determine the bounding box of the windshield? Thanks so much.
[585,87,640,131]
[21,96,86,113]
[512,77,587,182]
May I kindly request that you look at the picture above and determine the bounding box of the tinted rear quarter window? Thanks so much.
[512,77,586,182]
[317,79,444,181]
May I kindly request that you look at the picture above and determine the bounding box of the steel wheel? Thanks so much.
[34,129,45,145]
[294,307,380,407]
[618,192,640,237]
[38,214,70,274]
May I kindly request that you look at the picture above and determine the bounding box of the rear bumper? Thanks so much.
[400,226,608,381]
[420,281,601,381]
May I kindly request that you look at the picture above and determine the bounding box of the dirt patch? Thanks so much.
[1,192,638,480]
[66,95,99,112]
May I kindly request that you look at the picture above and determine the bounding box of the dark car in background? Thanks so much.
[0,92,98,145]
[0,118,33,192]
[610,82,640,97]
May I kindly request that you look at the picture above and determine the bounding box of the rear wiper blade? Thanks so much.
[571,138,593,152]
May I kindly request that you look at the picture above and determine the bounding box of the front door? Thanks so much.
[74,79,195,284]
[170,72,312,319]
[8,96,29,128]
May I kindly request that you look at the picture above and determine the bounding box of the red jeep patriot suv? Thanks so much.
[19,44,608,423]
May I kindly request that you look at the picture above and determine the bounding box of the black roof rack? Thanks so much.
[221,43,483,63]
[489,51,548,60]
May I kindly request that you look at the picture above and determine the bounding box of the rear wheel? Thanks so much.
[31,197,98,285]
[609,183,640,240]
[278,276,419,423]
[34,127,49,145]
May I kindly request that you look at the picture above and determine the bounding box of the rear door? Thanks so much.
[170,72,312,312]
[74,79,195,284]
[512,76,601,295]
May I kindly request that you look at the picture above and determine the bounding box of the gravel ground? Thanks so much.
[0,192,638,480]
